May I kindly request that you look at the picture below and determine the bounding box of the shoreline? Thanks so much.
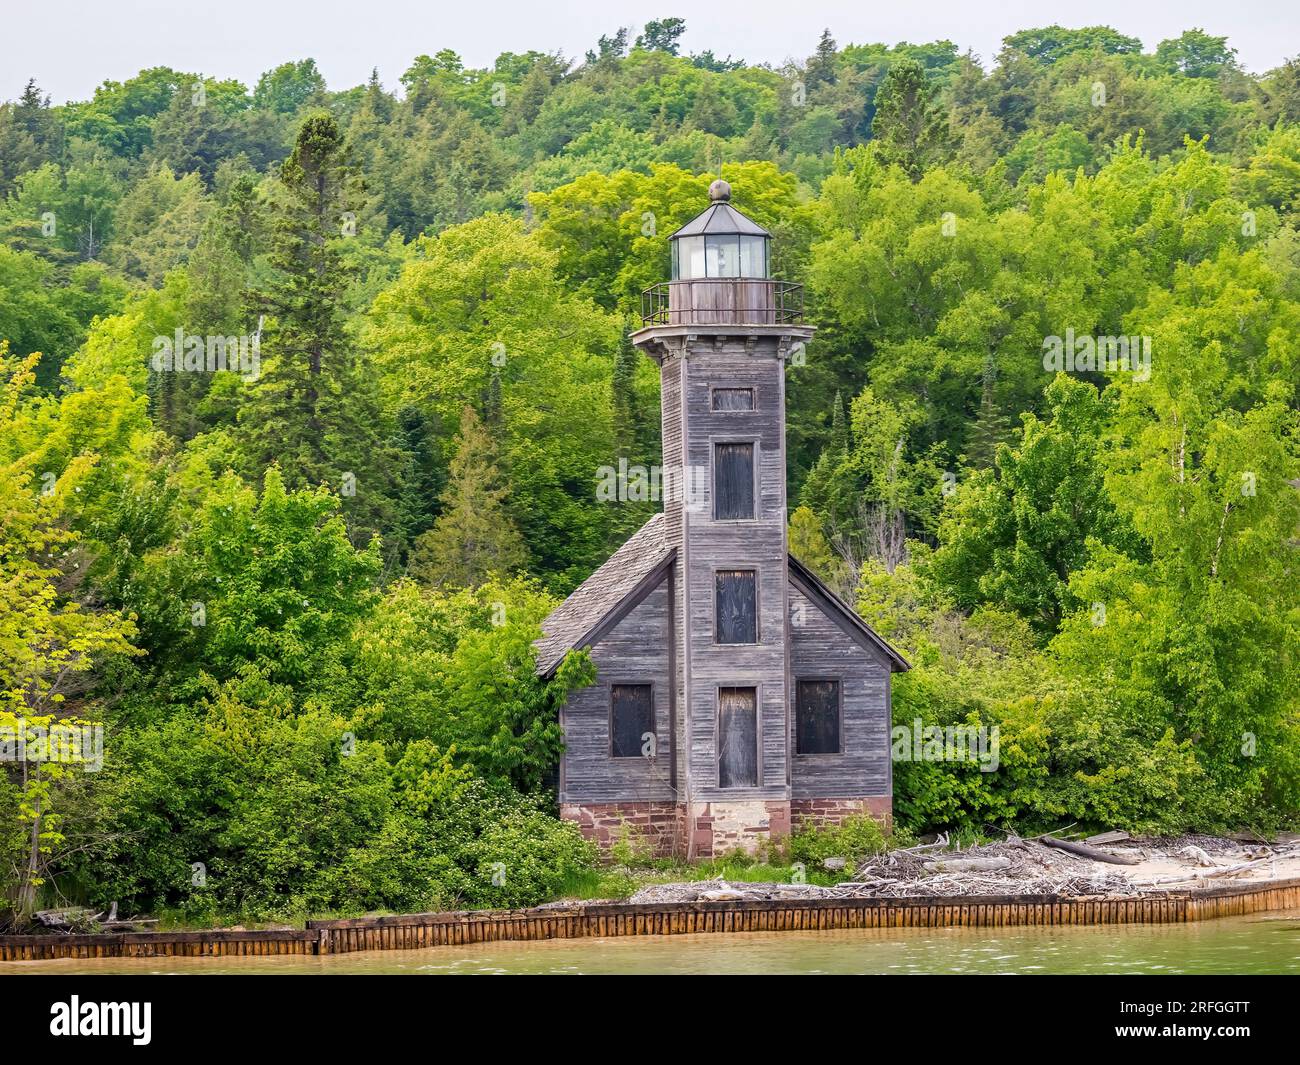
[5,874,1300,963]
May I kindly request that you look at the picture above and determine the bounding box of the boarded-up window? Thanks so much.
[716,570,757,643]
[611,684,654,758]
[712,387,754,411]
[718,687,758,787]
[796,679,840,754]
[714,442,755,519]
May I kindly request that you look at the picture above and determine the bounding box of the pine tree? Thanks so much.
[409,406,526,587]
[967,353,1011,469]
[239,112,399,545]
[806,30,838,91]
[870,58,953,180]
[392,405,445,552]
[830,389,850,455]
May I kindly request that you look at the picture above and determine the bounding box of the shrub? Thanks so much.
[788,814,889,868]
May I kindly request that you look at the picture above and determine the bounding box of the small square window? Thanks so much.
[796,679,841,754]
[611,684,654,758]
[716,570,757,644]
[712,387,755,411]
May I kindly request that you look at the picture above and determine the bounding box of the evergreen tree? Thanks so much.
[392,405,445,551]
[239,112,398,546]
[870,58,953,180]
[0,80,62,195]
[966,354,1011,470]
[409,406,526,587]
[585,29,630,67]
[806,30,838,91]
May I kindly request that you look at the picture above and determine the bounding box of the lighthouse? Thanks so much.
[535,181,908,857]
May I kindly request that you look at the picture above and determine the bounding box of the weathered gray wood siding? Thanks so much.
[681,342,790,802]
[789,586,891,798]
[659,359,688,791]
[560,581,676,803]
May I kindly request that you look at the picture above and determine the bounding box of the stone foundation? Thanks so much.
[691,801,791,858]
[562,797,892,859]
[790,796,892,832]
[560,802,686,857]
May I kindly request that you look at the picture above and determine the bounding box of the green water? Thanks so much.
[4,909,1299,974]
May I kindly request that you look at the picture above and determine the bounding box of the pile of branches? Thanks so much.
[23,904,157,934]
[841,836,1139,898]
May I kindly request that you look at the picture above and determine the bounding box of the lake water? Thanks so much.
[5,909,1299,974]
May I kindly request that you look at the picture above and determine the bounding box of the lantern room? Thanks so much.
[669,179,771,280]
[642,180,802,327]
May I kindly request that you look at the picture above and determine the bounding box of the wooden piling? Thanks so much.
[4,877,1299,963]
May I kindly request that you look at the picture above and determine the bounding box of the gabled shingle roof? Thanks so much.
[533,513,910,677]
[533,514,674,677]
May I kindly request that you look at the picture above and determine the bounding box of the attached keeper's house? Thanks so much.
[535,181,909,858]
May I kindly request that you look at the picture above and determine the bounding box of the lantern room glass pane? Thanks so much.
[675,236,705,279]
[740,235,768,278]
[705,235,741,277]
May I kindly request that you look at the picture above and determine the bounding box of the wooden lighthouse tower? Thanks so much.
[536,181,908,857]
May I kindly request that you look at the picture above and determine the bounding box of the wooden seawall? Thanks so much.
[4,878,1299,962]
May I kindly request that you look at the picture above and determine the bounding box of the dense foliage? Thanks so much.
[2,20,1298,920]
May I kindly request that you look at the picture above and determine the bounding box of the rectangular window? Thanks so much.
[796,679,841,755]
[714,442,755,519]
[739,235,767,278]
[610,684,654,759]
[677,235,705,279]
[718,687,758,788]
[715,570,757,644]
[712,387,755,411]
[705,235,741,277]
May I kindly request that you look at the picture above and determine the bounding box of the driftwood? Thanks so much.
[34,907,99,931]
[923,856,1013,874]
[1179,845,1217,867]
[1131,856,1275,887]
[1085,830,1131,846]
[1041,835,1141,865]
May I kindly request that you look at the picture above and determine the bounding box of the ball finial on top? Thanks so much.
[708,178,732,203]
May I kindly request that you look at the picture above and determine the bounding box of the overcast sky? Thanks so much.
[4,0,1297,103]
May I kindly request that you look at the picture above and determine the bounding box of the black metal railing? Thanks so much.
[640,280,804,327]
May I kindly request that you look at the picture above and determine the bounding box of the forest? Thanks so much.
[1,19,1298,923]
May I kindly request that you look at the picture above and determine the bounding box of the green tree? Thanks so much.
[1156,29,1238,78]
[253,59,326,113]
[636,19,687,56]
[240,112,399,544]
[410,407,526,588]
[869,58,953,179]
[930,374,1142,635]
[0,346,140,917]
